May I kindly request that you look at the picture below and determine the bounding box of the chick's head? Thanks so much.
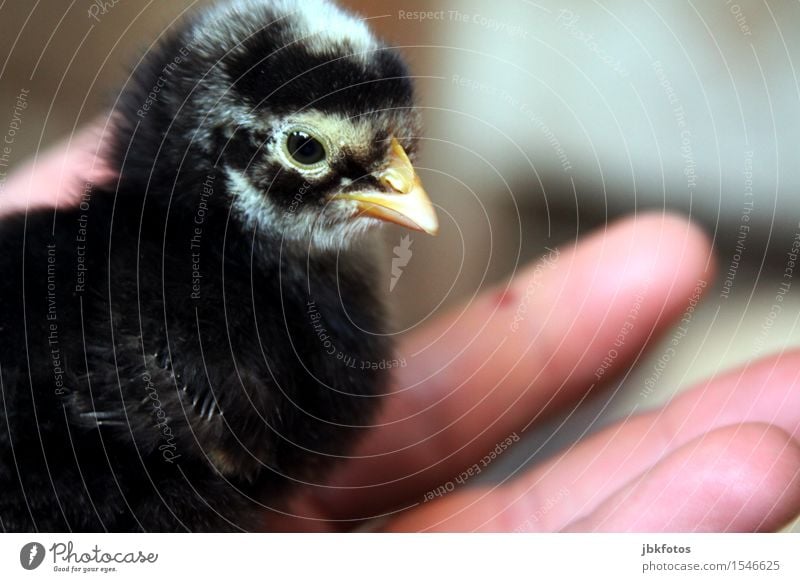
[116,0,437,249]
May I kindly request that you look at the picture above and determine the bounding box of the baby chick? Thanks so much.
[0,0,437,531]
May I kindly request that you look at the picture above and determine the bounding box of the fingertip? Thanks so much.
[578,211,714,290]
[723,423,800,532]
[675,423,800,532]
[566,423,800,532]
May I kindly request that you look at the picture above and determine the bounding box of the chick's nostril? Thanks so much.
[379,168,412,194]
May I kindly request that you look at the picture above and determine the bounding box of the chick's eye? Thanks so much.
[286,131,326,166]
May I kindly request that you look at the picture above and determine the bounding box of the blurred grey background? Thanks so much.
[1,0,799,530]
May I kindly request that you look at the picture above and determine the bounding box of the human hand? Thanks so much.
[274,208,800,532]
[5,124,799,533]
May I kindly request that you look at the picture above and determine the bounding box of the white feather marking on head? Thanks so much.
[192,0,377,62]
[279,0,377,59]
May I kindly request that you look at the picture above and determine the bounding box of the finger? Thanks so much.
[0,119,114,217]
[485,349,800,531]
[313,212,714,520]
[379,424,800,532]
[563,424,800,532]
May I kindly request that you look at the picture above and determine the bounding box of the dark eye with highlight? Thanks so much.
[286,131,326,166]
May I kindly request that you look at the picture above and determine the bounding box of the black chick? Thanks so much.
[0,0,438,532]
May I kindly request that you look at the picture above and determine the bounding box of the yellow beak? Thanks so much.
[332,138,439,235]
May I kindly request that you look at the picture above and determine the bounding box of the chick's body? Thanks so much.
[0,0,434,531]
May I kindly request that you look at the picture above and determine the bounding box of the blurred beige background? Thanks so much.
[1,0,799,531]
